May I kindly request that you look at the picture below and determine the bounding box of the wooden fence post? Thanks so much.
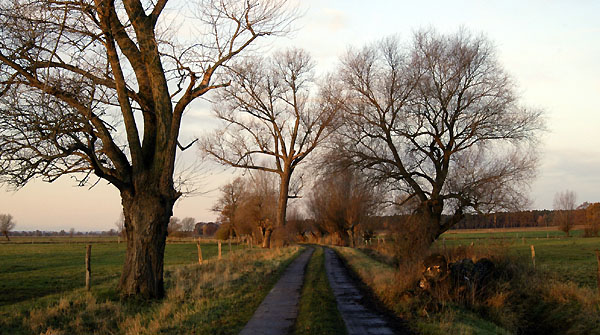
[85,244,92,291]
[530,245,536,269]
[218,241,222,260]
[197,241,203,264]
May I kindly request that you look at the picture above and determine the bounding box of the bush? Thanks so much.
[352,242,600,334]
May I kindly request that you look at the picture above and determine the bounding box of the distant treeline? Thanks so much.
[370,209,589,230]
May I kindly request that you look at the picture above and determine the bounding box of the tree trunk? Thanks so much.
[3,232,9,241]
[262,228,273,248]
[412,200,447,248]
[118,189,175,299]
[264,171,291,248]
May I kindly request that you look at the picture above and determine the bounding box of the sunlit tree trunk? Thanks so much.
[119,184,177,299]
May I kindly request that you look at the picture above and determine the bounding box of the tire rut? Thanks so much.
[324,248,409,335]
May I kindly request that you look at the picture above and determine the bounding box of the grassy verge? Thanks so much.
[0,246,301,334]
[334,247,509,334]
[294,247,347,335]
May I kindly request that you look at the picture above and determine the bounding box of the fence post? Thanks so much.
[197,241,203,264]
[530,245,536,269]
[85,244,92,291]
[229,239,232,253]
[218,241,222,260]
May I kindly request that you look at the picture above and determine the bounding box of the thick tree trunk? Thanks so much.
[413,200,447,247]
[118,189,175,299]
[264,172,291,248]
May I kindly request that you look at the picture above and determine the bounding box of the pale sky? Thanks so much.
[1,0,599,231]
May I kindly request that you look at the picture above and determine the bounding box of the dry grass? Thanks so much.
[3,246,301,335]
[337,242,600,335]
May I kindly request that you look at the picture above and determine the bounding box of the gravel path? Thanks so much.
[239,247,314,335]
[324,248,403,335]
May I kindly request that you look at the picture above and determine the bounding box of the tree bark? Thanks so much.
[262,228,273,248]
[118,189,175,299]
[263,171,291,248]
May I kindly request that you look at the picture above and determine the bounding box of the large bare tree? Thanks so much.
[0,0,293,298]
[330,30,543,245]
[202,48,340,248]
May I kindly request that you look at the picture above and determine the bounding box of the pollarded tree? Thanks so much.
[0,213,15,241]
[308,169,380,247]
[202,48,340,248]
[331,29,543,246]
[0,0,294,298]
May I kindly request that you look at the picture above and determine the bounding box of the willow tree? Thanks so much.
[203,48,340,248]
[332,30,543,246]
[0,0,293,298]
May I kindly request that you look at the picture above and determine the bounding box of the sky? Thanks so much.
[1,0,599,231]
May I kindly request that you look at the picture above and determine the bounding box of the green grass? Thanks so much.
[0,241,244,305]
[294,247,347,335]
[0,246,302,334]
[438,231,600,289]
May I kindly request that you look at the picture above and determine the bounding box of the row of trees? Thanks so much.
[0,0,542,299]
[206,30,542,248]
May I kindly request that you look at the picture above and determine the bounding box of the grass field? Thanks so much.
[0,241,244,305]
[438,229,600,289]
[0,243,301,334]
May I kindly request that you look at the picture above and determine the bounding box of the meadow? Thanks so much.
[0,239,299,334]
[0,239,244,305]
[438,228,600,288]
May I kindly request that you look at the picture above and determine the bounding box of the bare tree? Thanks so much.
[329,29,542,246]
[212,177,247,239]
[553,190,577,236]
[0,213,15,241]
[181,217,196,234]
[167,216,182,235]
[115,211,126,239]
[203,48,340,248]
[238,171,278,246]
[308,169,380,247]
[0,0,294,298]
